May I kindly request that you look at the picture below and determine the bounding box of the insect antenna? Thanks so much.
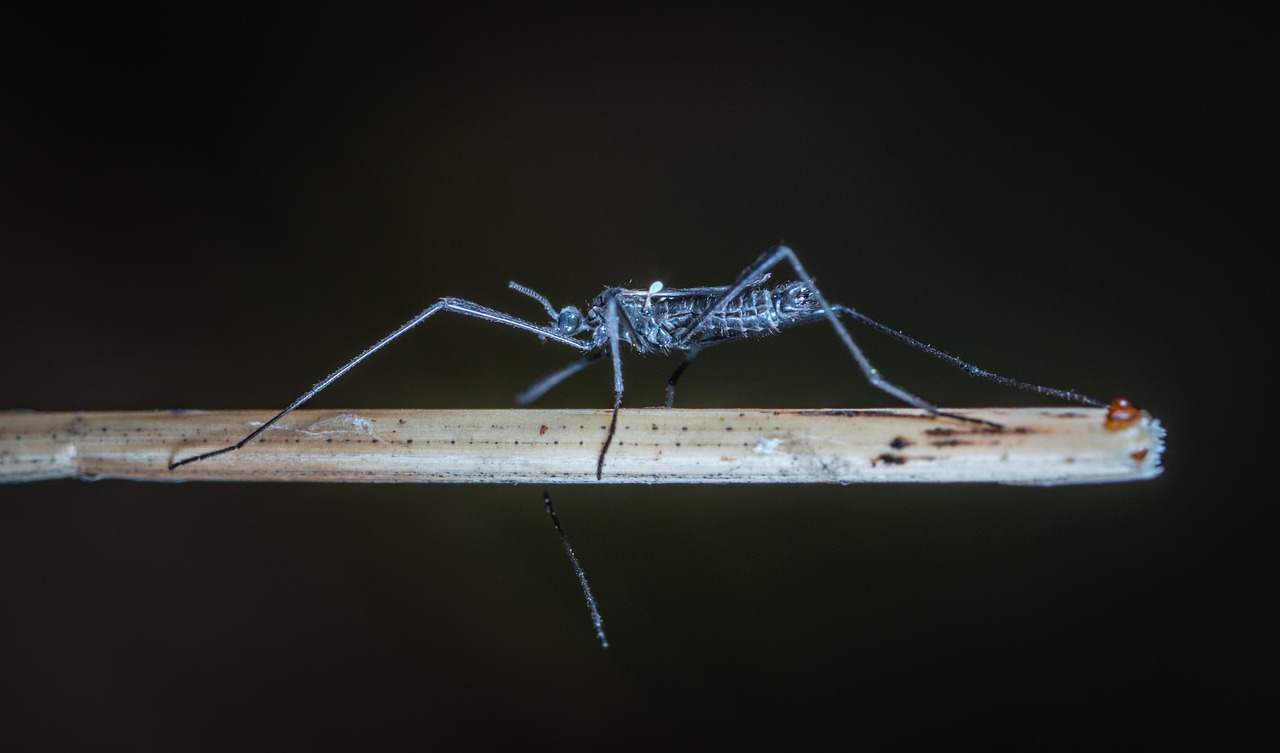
[508,282,559,319]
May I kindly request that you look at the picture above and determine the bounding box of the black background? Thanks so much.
[1,4,1268,748]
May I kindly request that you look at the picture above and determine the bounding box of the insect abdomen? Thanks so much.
[700,288,781,335]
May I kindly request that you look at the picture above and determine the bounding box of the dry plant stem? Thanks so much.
[0,407,1163,486]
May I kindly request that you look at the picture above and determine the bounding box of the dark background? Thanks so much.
[1,4,1267,748]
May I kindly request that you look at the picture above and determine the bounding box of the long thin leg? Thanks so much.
[684,245,1102,421]
[663,332,764,407]
[516,350,607,407]
[665,347,700,408]
[677,245,948,416]
[169,297,592,469]
[596,293,626,480]
[544,490,607,648]
[833,305,1105,407]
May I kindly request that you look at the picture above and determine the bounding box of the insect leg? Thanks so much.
[169,297,592,470]
[665,347,700,408]
[544,490,607,648]
[663,333,760,407]
[832,305,1105,407]
[678,244,951,417]
[596,293,626,480]
[516,350,607,407]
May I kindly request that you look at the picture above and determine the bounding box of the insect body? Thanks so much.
[583,278,815,352]
[169,244,1105,478]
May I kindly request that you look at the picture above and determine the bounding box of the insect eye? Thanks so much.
[557,307,584,334]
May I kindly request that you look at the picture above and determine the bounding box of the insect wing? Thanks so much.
[631,274,773,301]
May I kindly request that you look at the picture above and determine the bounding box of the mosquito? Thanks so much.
[169,244,1105,478]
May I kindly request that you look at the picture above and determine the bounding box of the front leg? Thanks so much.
[170,297,593,470]
[596,292,627,480]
